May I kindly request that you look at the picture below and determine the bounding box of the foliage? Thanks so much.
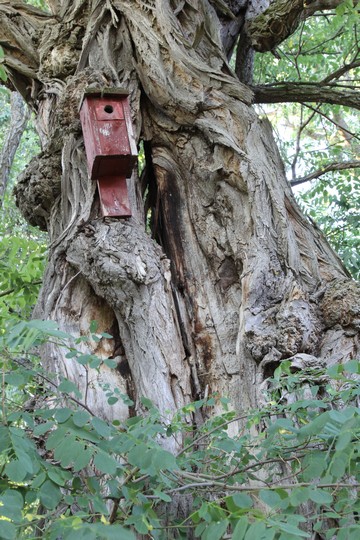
[0,320,359,539]
[253,3,360,279]
[0,87,46,331]
[0,46,6,83]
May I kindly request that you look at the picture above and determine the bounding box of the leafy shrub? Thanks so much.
[0,321,359,539]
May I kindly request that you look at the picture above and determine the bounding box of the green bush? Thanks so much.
[0,320,359,539]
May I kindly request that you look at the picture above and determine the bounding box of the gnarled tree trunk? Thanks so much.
[1,0,359,453]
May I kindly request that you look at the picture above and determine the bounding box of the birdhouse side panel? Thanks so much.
[80,99,100,177]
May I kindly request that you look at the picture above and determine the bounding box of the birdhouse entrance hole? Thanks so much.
[79,88,138,218]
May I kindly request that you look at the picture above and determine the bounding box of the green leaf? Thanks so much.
[0,66,8,82]
[127,443,149,468]
[244,521,266,539]
[0,521,16,540]
[330,456,346,478]
[73,447,94,472]
[232,517,248,539]
[343,360,360,374]
[33,421,54,436]
[31,471,46,489]
[54,408,72,423]
[274,521,309,537]
[54,435,83,467]
[101,332,113,339]
[4,460,28,482]
[104,358,117,368]
[90,320,98,333]
[289,487,311,506]
[232,493,253,508]
[151,448,177,472]
[259,490,283,508]
[335,429,352,451]
[202,520,229,540]
[47,468,67,487]
[0,427,11,453]
[140,397,155,409]
[94,451,118,475]
[90,523,136,540]
[0,490,23,522]
[91,417,112,438]
[58,379,82,398]
[73,410,90,427]
[39,480,62,510]
[5,372,25,386]
[153,489,171,502]
[46,427,66,450]
[309,489,333,505]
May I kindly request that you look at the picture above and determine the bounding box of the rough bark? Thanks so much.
[1,0,359,520]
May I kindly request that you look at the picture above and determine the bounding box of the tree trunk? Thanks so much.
[3,0,358,448]
[0,91,29,206]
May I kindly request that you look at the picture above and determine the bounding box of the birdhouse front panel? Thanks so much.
[80,92,137,179]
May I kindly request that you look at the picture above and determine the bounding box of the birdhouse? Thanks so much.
[79,89,137,179]
[79,88,137,218]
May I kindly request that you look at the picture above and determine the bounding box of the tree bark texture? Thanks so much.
[1,0,359,437]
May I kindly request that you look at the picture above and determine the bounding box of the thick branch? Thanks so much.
[304,0,359,17]
[248,0,359,52]
[291,160,360,186]
[321,59,360,85]
[0,0,53,102]
[248,0,304,52]
[252,82,360,110]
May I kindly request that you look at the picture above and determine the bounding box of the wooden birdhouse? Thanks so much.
[79,88,137,218]
[80,89,137,179]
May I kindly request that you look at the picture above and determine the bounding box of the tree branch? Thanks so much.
[248,0,304,52]
[252,82,360,110]
[320,58,360,85]
[304,0,359,17]
[0,279,42,299]
[248,0,359,52]
[0,0,53,103]
[291,160,360,186]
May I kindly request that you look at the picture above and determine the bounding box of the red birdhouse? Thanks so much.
[80,89,137,179]
[79,89,137,218]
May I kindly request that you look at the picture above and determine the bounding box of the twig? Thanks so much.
[291,160,360,185]
[0,280,42,298]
